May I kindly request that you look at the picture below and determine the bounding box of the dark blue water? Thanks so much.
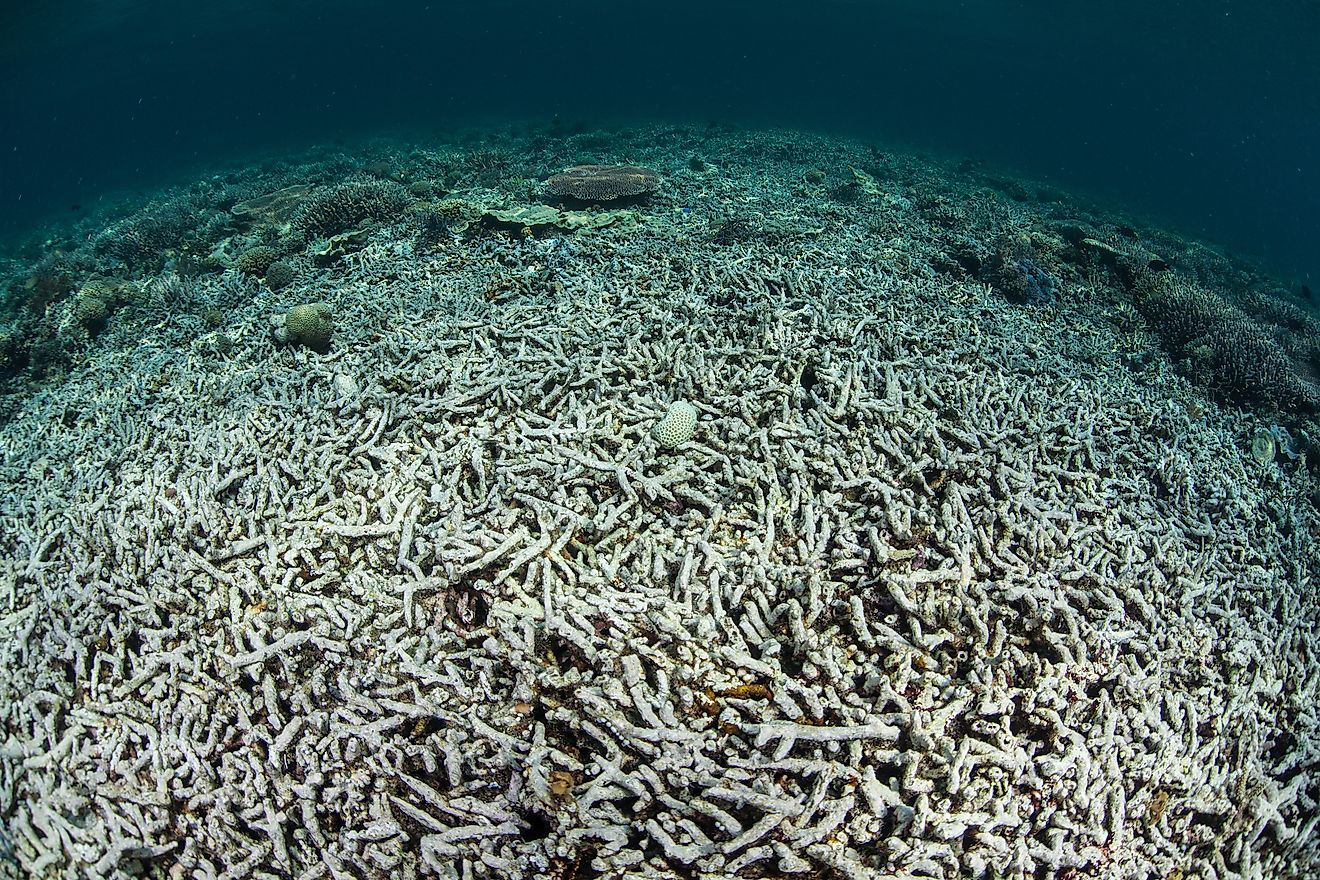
[2,0,1316,283]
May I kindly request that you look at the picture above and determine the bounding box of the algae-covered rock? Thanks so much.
[1250,428,1277,465]
[231,185,316,224]
[850,166,882,196]
[422,198,487,234]
[418,198,639,236]
[311,228,371,266]
[486,205,563,227]
[0,326,27,377]
[485,204,638,232]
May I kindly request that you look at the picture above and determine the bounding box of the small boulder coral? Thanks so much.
[69,278,130,334]
[277,302,334,353]
[73,291,111,333]
[653,400,698,449]
[265,260,296,291]
[235,246,280,278]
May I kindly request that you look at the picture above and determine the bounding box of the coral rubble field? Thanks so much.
[0,125,1318,879]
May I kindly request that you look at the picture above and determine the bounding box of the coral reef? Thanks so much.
[274,301,333,352]
[1135,272,1238,347]
[233,245,280,278]
[67,278,134,335]
[70,288,110,333]
[0,124,1316,880]
[546,164,660,201]
[94,201,204,273]
[1137,273,1319,409]
[264,259,297,291]
[652,400,698,448]
[295,178,413,238]
[230,184,316,224]
[982,235,1057,306]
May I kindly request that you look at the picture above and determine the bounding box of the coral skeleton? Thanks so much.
[0,125,1316,880]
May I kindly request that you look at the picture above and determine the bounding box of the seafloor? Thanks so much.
[0,124,1317,880]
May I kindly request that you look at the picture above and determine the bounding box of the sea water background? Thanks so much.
[0,0,1316,284]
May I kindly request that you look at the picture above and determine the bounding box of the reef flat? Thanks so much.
[0,125,1317,879]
